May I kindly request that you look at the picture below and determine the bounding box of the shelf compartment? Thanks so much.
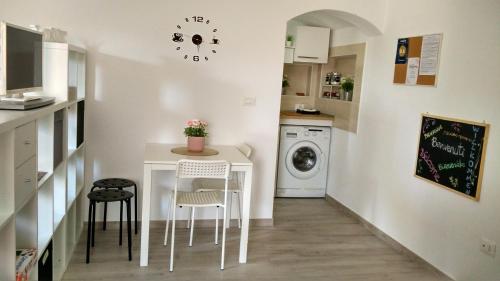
[0,130,15,227]
[38,177,54,256]
[76,147,85,195]
[67,105,77,153]
[37,114,55,182]
[67,155,77,209]
[0,219,16,281]
[54,162,67,230]
[15,196,38,281]
[15,156,37,212]
[53,217,66,280]
[53,109,65,170]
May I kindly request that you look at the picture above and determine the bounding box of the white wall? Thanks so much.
[327,0,500,280]
[0,0,386,220]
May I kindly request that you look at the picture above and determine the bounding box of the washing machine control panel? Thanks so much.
[284,126,330,140]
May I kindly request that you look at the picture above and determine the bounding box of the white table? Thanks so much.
[140,143,253,266]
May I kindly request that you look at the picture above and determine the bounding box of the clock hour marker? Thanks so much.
[205,56,208,61]
[177,25,181,29]
[212,50,216,53]
[206,20,210,24]
[176,47,181,50]
[184,55,188,59]
[213,29,217,32]
[185,18,189,22]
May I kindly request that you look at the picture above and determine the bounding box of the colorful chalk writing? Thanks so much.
[416,115,488,200]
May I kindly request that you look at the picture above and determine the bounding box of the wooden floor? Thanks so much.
[63,198,452,281]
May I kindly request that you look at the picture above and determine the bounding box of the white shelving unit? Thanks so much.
[0,43,87,280]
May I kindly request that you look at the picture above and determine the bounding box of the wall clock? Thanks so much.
[172,16,220,62]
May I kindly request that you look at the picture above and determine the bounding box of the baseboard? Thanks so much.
[325,194,454,281]
[93,218,274,230]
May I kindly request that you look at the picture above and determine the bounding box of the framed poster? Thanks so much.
[415,114,489,200]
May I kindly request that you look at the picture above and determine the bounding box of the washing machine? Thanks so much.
[276,125,331,197]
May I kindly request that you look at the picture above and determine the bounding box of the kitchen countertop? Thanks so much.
[280,110,350,131]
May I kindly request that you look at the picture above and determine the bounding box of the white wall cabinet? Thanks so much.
[294,26,330,64]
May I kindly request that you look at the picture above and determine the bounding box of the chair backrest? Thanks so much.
[176,160,230,179]
[237,143,253,158]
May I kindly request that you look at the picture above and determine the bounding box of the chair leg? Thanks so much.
[119,200,123,246]
[169,205,177,272]
[187,207,192,229]
[215,206,219,245]
[189,207,195,247]
[227,194,232,229]
[103,202,107,231]
[86,200,93,263]
[92,201,96,247]
[221,205,227,270]
[127,198,132,261]
[236,192,242,229]
[134,184,138,234]
[164,193,172,246]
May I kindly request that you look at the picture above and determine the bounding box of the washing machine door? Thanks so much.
[286,141,323,179]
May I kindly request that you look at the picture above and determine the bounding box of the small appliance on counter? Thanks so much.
[296,108,321,115]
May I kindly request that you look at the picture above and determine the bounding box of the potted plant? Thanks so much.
[184,119,208,152]
[341,77,354,101]
[282,74,289,95]
[286,35,293,47]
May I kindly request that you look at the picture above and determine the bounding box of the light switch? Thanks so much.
[242,96,256,106]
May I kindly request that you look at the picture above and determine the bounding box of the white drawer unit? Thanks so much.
[14,121,37,168]
[14,156,37,210]
[294,26,331,64]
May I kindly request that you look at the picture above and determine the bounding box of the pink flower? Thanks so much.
[187,120,193,126]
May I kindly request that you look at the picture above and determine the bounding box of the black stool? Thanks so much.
[91,178,138,234]
[86,189,133,263]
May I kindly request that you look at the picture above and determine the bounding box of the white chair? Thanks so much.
[164,159,231,271]
[189,143,252,229]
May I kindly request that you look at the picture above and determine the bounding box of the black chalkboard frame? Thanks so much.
[414,113,490,201]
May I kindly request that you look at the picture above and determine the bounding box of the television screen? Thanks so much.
[6,25,43,91]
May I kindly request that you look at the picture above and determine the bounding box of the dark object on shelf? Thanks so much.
[53,109,64,169]
[86,189,134,263]
[296,109,320,115]
[37,171,48,181]
[296,92,305,96]
[38,241,52,281]
[92,178,138,234]
[76,100,85,147]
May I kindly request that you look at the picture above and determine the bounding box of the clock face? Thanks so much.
[172,16,220,62]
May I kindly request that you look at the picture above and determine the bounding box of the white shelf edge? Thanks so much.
[37,171,54,188]
[0,212,15,231]
[14,190,37,213]
[68,143,85,159]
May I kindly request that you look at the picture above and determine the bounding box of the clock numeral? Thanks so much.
[192,16,203,23]
[193,55,200,62]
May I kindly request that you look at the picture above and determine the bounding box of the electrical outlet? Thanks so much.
[242,96,256,106]
[480,238,496,257]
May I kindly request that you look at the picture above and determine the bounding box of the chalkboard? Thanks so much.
[415,114,489,200]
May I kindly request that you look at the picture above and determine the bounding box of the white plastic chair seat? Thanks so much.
[193,178,240,192]
[176,191,223,207]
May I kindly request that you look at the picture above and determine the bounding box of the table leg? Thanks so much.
[140,164,152,266]
[239,166,252,263]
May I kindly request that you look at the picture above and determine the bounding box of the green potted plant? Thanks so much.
[286,35,293,47]
[184,119,208,152]
[282,74,289,95]
[341,77,354,101]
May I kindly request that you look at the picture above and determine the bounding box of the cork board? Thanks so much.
[394,34,442,86]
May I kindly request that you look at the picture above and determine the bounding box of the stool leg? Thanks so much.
[103,202,107,231]
[86,200,93,263]
[119,200,123,246]
[134,184,138,234]
[92,201,96,247]
[127,198,132,261]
